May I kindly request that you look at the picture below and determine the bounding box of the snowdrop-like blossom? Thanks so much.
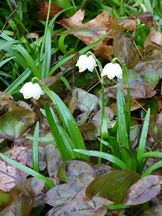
[20,82,44,100]
[102,63,122,80]
[76,54,97,72]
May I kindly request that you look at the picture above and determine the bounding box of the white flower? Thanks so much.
[20,82,44,100]
[102,63,122,79]
[76,54,97,72]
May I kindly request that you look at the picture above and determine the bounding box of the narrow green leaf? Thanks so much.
[117,86,131,167]
[5,69,31,94]
[137,108,150,162]
[32,122,39,172]
[74,149,127,169]
[45,104,75,161]
[142,161,162,177]
[41,26,51,78]
[0,57,15,68]
[50,92,87,155]
[142,151,162,159]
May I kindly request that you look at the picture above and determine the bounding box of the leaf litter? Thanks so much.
[0,5,162,216]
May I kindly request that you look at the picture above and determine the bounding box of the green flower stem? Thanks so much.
[99,76,105,164]
[95,60,109,164]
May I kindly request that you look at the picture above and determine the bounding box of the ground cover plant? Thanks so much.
[0,0,162,215]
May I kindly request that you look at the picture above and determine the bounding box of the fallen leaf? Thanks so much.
[133,54,162,79]
[86,170,140,203]
[144,28,162,52]
[113,31,140,68]
[106,80,156,99]
[45,144,61,179]
[0,108,36,140]
[124,175,160,205]
[0,160,28,192]
[59,10,116,59]
[139,12,153,28]
[119,17,137,32]
[0,178,45,215]
[46,190,111,216]
[72,87,99,112]
[36,0,61,20]
[142,205,162,216]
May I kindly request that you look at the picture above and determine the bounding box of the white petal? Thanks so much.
[86,55,97,72]
[76,54,96,72]
[102,63,122,79]
[113,64,123,79]
[76,55,88,72]
[102,63,116,79]
[20,82,44,100]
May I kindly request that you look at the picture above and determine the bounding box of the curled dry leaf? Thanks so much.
[119,18,137,32]
[139,12,153,28]
[59,10,116,60]
[144,28,162,52]
[124,175,160,206]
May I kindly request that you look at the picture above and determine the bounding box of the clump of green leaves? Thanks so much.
[75,84,162,176]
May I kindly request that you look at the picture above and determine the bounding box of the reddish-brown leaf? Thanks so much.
[59,10,116,60]
[36,0,61,20]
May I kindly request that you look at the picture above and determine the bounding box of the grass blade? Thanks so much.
[137,108,150,162]
[45,104,75,161]
[32,122,39,172]
[74,149,127,169]
[142,161,162,177]
[117,85,131,167]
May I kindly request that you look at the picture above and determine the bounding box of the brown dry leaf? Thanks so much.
[36,0,61,20]
[144,28,162,55]
[45,160,110,215]
[0,178,45,216]
[59,10,116,60]
[110,99,146,112]
[45,144,61,179]
[106,80,156,99]
[124,175,160,205]
[9,146,46,171]
[139,12,153,28]
[119,18,137,31]
[133,54,162,79]
[0,159,28,192]
[113,31,140,68]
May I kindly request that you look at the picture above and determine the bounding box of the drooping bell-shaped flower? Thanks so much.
[20,82,44,100]
[76,54,97,72]
[102,63,122,79]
